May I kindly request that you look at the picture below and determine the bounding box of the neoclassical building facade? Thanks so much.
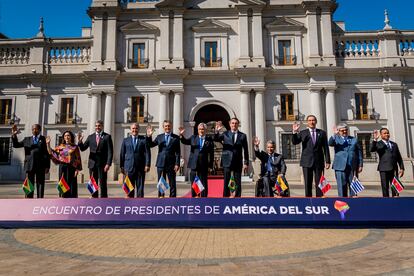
[0,0,413,183]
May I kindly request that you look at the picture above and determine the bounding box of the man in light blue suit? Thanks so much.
[329,123,363,197]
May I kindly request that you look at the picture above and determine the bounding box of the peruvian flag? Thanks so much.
[192,176,205,195]
[318,175,331,195]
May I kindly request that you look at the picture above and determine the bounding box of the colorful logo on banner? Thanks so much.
[334,200,350,220]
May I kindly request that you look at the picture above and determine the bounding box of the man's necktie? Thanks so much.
[386,141,392,150]
[199,137,203,150]
[267,156,273,172]
[165,134,170,145]
[33,136,38,144]
[311,130,316,145]
[96,134,100,145]
[133,137,137,150]
[232,132,236,144]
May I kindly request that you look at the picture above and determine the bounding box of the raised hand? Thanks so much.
[292,122,300,133]
[373,130,380,140]
[333,125,339,135]
[11,124,19,136]
[77,131,83,143]
[45,136,51,144]
[146,125,154,137]
[253,136,260,147]
[178,126,185,136]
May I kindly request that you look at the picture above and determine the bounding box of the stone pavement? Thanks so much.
[0,181,413,275]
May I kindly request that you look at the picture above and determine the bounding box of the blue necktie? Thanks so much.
[133,137,137,150]
[267,155,273,172]
[165,134,170,145]
[199,137,203,150]
[33,136,38,144]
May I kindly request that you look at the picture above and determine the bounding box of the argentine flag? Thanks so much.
[157,176,170,193]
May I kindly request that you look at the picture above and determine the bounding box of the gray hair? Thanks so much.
[130,122,139,128]
[96,120,104,125]
[266,140,276,147]
[337,123,348,130]
[198,123,207,129]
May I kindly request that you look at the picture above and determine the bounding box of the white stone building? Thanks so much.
[0,0,413,183]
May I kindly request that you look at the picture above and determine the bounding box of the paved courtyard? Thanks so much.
[0,181,413,275]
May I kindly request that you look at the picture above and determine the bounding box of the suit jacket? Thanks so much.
[292,128,330,169]
[148,133,180,169]
[329,135,363,171]
[120,135,151,175]
[180,135,214,171]
[214,130,249,169]
[370,140,404,172]
[254,149,287,177]
[12,135,50,172]
[78,132,113,169]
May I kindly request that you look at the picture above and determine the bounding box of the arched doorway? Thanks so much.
[193,104,231,176]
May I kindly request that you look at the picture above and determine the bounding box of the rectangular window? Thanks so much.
[204,42,220,67]
[278,40,294,65]
[0,99,12,125]
[355,93,369,120]
[55,134,63,147]
[58,98,74,124]
[280,94,295,121]
[357,133,376,161]
[132,43,147,69]
[280,133,301,161]
[130,96,145,123]
[0,137,11,164]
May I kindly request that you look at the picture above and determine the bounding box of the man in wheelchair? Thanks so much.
[253,137,288,197]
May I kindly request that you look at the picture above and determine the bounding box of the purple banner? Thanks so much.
[0,198,413,227]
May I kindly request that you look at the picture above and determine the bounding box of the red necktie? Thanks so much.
[96,134,100,145]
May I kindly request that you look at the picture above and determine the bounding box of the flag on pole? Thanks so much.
[157,176,170,194]
[391,177,405,194]
[122,175,135,195]
[277,175,289,192]
[192,176,205,195]
[350,177,365,195]
[22,177,34,196]
[228,175,237,192]
[57,175,70,194]
[274,180,282,194]
[318,175,331,195]
[86,176,99,195]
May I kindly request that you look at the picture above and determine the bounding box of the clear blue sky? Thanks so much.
[0,0,413,38]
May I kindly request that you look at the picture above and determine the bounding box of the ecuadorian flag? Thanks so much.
[122,175,135,195]
[22,177,34,196]
[57,176,70,194]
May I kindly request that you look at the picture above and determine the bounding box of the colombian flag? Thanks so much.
[22,177,34,196]
[57,175,70,194]
[122,175,134,195]
[277,175,289,192]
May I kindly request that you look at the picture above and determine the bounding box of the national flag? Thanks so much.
[57,175,70,194]
[318,175,331,195]
[86,176,99,195]
[350,177,365,195]
[334,200,350,220]
[157,176,170,194]
[277,175,289,192]
[274,180,282,194]
[391,177,405,194]
[192,176,205,195]
[22,177,34,196]
[228,175,237,192]
[122,175,135,195]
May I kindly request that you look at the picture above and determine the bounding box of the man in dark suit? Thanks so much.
[253,137,287,197]
[178,123,214,197]
[11,124,50,198]
[120,123,151,198]
[292,115,331,197]
[370,128,405,197]
[78,120,113,198]
[146,120,180,197]
[214,118,249,197]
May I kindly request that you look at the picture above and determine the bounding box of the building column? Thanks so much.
[104,92,115,135]
[325,89,338,137]
[105,15,117,69]
[320,11,334,57]
[254,89,266,151]
[158,91,169,130]
[309,89,323,128]
[172,90,184,134]
[159,11,170,62]
[305,11,320,66]
[91,16,103,68]
[240,89,252,160]
[238,12,249,59]
[24,93,42,136]
[89,92,101,133]
[252,11,265,63]
[173,12,184,67]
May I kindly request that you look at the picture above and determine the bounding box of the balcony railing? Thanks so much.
[0,46,30,65]
[48,38,92,64]
[201,57,222,67]
[275,55,297,66]
[127,111,145,124]
[55,113,81,125]
[129,59,149,69]
[334,32,381,58]
[0,114,13,125]
[399,31,414,56]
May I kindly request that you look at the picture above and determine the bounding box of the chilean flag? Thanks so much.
[192,176,205,195]
[318,175,331,195]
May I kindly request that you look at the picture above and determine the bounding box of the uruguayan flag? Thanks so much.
[350,177,365,195]
[157,176,170,193]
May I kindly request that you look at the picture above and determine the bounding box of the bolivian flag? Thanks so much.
[57,175,70,194]
[22,177,34,196]
[122,175,134,195]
